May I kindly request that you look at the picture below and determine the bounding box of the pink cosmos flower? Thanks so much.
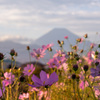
[83,51,100,65]
[53,50,67,58]
[3,72,15,86]
[47,58,58,68]
[31,48,46,60]
[23,64,35,76]
[38,90,48,100]
[79,81,89,90]
[93,86,100,98]
[42,43,54,50]
[19,93,29,100]
[56,56,66,68]
[47,56,66,68]
[64,36,68,39]
[58,63,68,71]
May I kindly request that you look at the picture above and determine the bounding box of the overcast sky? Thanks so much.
[0,0,100,42]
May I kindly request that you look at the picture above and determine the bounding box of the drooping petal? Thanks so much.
[47,72,58,86]
[40,70,47,83]
[31,75,42,85]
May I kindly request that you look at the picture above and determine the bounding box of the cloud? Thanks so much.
[0,0,100,41]
[0,35,34,44]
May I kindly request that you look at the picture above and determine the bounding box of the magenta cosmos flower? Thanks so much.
[79,81,89,90]
[3,72,15,86]
[28,70,58,87]
[42,43,54,50]
[23,64,35,76]
[47,56,66,68]
[31,48,46,60]
[53,50,67,58]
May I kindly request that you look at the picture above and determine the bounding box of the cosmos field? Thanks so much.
[0,34,100,100]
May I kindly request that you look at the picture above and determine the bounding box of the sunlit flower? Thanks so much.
[31,48,46,60]
[3,72,15,86]
[23,64,35,76]
[47,58,58,68]
[19,93,29,100]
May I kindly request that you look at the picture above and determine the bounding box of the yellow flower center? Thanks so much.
[37,54,40,57]
[28,69,31,72]
[59,61,61,64]
[6,78,9,80]
[43,81,45,85]
[52,63,55,65]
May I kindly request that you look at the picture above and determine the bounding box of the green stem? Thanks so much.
[77,82,82,100]
[6,87,9,100]
[86,79,97,100]
[73,80,76,99]
[28,50,31,64]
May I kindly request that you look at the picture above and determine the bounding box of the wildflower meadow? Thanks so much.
[0,34,100,100]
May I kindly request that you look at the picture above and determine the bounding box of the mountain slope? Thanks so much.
[35,28,91,51]
[35,28,79,50]
[0,40,40,63]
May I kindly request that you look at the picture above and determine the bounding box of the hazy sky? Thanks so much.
[0,0,100,42]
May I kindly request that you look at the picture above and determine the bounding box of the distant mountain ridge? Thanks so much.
[35,28,80,50]
[0,40,40,63]
[0,28,91,63]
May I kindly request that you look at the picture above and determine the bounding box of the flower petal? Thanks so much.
[47,72,58,86]
[40,70,47,83]
[31,75,42,85]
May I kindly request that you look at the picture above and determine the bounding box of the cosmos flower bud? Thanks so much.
[98,44,100,48]
[72,74,76,80]
[20,76,25,82]
[48,47,52,51]
[59,44,62,47]
[90,44,94,49]
[83,65,89,72]
[72,45,77,50]
[95,55,98,59]
[70,52,73,56]
[76,38,81,42]
[27,46,30,50]
[69,69,72,73]
[67,52,70,56]
[73,64,78,71]
[10,49,15,56]
[57,40,61,44]
[80,49,83,53]
[84,34,88,38]
[74,54,80,60]
[95,62,99,66]
[95,51,98,55]
[61,41,64,45]
[0,53,4,60]
[15,52,18,56]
